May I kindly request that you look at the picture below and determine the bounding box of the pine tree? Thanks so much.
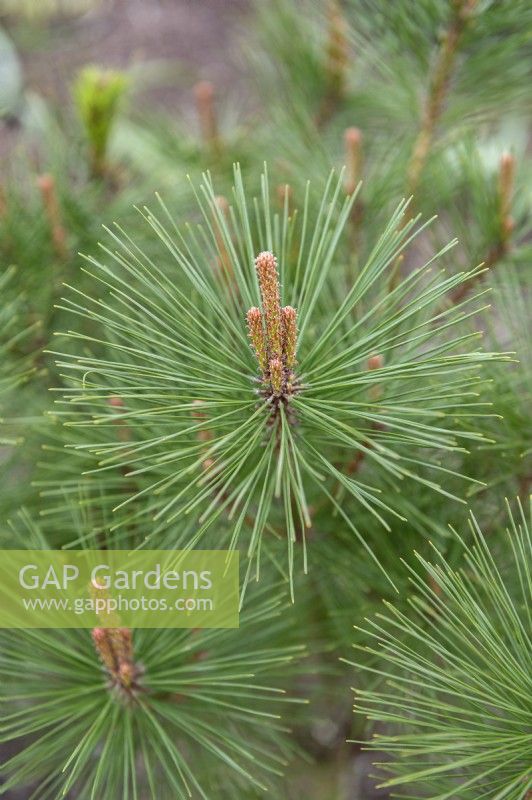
[0,1,530,797]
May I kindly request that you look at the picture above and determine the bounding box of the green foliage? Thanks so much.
[470,265,532,495]
[0,567,305,799]
[49,167,505,595]
[0,267,36,401]
[0,1,530,797]
[74,66,129,177]
[349,498,532,799]
[251,0,532,290]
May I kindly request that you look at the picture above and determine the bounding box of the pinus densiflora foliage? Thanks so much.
[0,266,43,477]
[251,0,531,297]
[0,569,305,799]
[51,167,504,593]
[0,2,530,798]
[0,267,36,404]
[349,498,532,799]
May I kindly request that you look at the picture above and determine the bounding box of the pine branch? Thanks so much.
[0,555,306,799]
[406,0,477,206]
[448,151,515,306]
[49,167,507,595]
[349,496,532,800]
